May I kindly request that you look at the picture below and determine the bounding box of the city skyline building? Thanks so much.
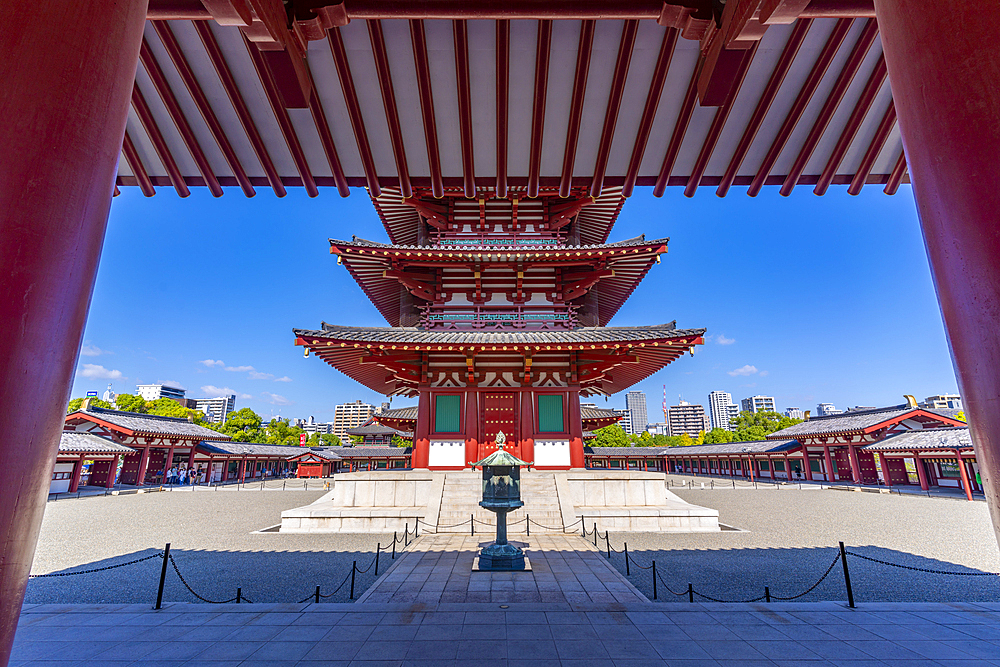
[194,394,236,424]
[667,401,710,438]
[614,408,634,435]
[625,391,648,435]
[708,390,737,431]
[817,402,843,416]
[136,383,186,403]
[785,407,804,420]
[332,400,376,441]
[922,394,963,410]
[741,395,776,414]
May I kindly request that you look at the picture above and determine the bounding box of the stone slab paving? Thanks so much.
[358,534,646,605]
[12,600,1000,666]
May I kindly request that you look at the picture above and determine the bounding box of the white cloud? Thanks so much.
[201,385,253,400]
[248,370,274,380]
[728,364,759,377]
[80,344,108,357]
[261,392,292,406]
[274,376,292,382]
[715,334,735,345]
[199,359,224,367]
[79,364,124,380]
[224,365,255,373]
[759,370,769,377]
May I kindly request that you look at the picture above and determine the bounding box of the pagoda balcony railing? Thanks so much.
[420,304,578,330]
[434,237,563,248]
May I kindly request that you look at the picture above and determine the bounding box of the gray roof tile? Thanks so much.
[768,405,962,439]
[75,407,231,440]
[659,439,802,456]
[863,427,973,451]
[59,432,136,454]
[197,442,316,457]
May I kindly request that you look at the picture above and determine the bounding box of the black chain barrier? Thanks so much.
[169,555,244,604]
[28,553,163,578]
[845,550,1000,576]
[769,553,843,601]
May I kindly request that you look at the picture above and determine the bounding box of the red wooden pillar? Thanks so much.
[783,453,791,480]
[877,452,892,487]
[874,0,1000,526]
[413,390,431,468]
[0,1,148,662]
[238,458,246,483]
[136,448,151,487]
[68,456,85,493]
[847,444,862,483]
[518,390,534,465]
[465,390,480,467]
[956,450,974,501]
[802,453,813,481]
[823,445,836,482]
[163,447,175,482]
[105,455,120,489]
[567,390,584,469]
[913,452,930,490]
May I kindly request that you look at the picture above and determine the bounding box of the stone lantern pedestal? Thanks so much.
[471,432,530,571]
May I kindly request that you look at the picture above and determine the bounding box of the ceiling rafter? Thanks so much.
[328,27,381,197]
[590,19,639,198]
[453,20,476,198]
[193,21,286,197]
[746,17,854,197]
[848,101,895,195]
[130,83,190,197]
[622,27,677,198]
[558,20,595,199]
[779,18,877,196]
[121,130,156,197]
[652,66,698,198]
[369,19,412,198]
[410,19,444,199]
[528,20,553,199]
[152,21,255,196]
[140,38,223,197]
[495,19,510,199]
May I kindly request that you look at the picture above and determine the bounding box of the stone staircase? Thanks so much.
[435,470,566,533]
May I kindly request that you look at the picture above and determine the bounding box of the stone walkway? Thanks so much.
[12,600,1000,666]
[358,534,645,605]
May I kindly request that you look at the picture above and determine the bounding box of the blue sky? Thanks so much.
[72,184,958,422]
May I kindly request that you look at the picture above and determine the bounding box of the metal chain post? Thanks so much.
[236,587,242,604]
[625,543,629,576]
[350,561,356,599]
[154,543,170,610]
[839,541,855,607]
[765,586,770,603]
[652,561,657,599]
[314,585,320,603]
[375,544,380,576]
[687,582,694,603]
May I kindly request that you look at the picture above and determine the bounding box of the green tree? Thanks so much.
[729,410,801,442]
[703,428,734,444]
[678,433,693,447]
[349,434,363,445]
[145,398,204,421]
[66,397,111,414]
[591,424,630,447]
[216,408,265,442]
[321,433,343,447]
[115,393,147,413]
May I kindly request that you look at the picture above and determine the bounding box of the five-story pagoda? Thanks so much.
[294,185,704,470]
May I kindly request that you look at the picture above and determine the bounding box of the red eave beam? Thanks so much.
[410,20,444,199]
[454,20,476,199]
[559,20,595,199]
[527,20,553,199]
[369,20,413,198]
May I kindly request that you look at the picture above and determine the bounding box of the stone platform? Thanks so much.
[279,470,719,533]
[357,534,645,605]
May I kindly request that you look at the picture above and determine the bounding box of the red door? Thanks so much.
[481,392,519,460]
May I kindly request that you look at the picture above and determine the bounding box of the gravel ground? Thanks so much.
[26,489,402,605]
[604,486,1000,604]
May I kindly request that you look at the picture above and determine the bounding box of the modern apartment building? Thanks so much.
[785,407,804,420]
[332,400,376,440]
[922,394,963,410]
[817,402,842,416]
[297,415,334,435]
[613,408,633,435]
[136,384,186,403]
[741,395,776,414]
[625,391,648,435]
[667,401,710,437]
[708,391,738,430]
[194,394,236,423]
